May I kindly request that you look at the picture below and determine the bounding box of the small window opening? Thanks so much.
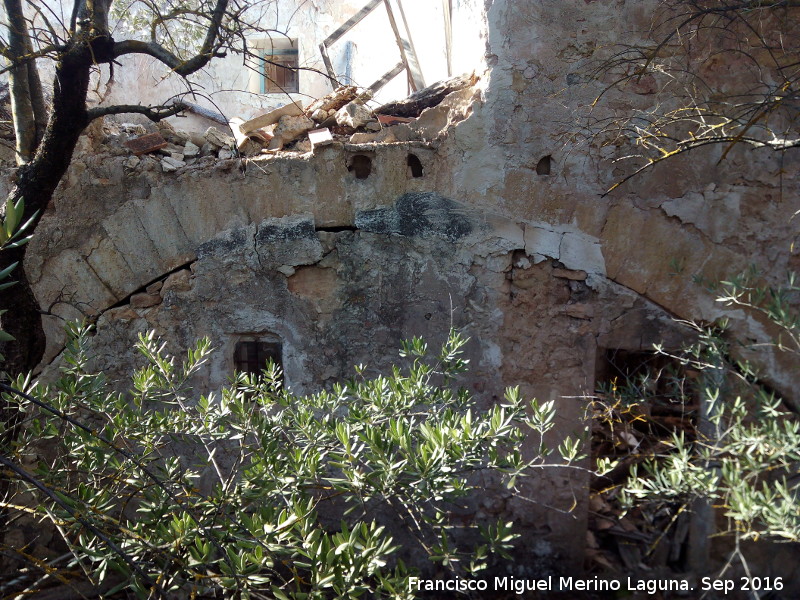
[262,43,299,94]
[234,339,283,381]
[348,154,372,179]
[407,153,423,178]
[536,155,552,175]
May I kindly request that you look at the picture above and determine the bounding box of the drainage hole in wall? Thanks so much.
[536,155,552,175]
[407,153,424,178]
[348,154,372,179]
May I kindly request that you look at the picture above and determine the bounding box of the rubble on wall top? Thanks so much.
[106,73,479,173]
[375,73,477,118]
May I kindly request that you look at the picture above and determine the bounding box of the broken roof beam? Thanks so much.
[318,0,424,93]
[176,100,227,125]
[376,73,475,118]
[442,0,452,78]
[367,62,406,95]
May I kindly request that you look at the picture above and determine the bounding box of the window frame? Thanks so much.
[232,337,284,381]
[261,45,299,94]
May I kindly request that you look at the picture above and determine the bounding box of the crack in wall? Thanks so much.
[36,259,198,375]
[315,225,358,233]
[603,275,686,324]
[656,203,718,246]
[105,259,197,311]
[252,227,264,270]
[80,238,123,304]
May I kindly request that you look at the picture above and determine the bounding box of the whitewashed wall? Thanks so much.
[1,0,486,131]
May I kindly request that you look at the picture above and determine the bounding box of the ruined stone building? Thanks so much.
[11,0,800,583]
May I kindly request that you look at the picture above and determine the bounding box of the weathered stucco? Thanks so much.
[18,0,800,582]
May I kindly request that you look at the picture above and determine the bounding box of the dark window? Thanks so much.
[262,46,299,93]
[592,347,699,472]
[596,349,691,402]
[234,340,283,377]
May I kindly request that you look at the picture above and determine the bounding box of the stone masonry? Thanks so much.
[14,0,800,583]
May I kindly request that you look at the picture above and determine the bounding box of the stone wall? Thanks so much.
[19,0,800,580]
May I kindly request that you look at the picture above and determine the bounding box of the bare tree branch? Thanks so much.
[113,0,230,76]
[86,101,187,122]
[69,0,82,33]
[574,0,800,194]
[0,453,167,598]
[0,0,293,375]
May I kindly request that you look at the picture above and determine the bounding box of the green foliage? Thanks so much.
[613,271,800,544]
[0,197,37,352]
[108,0,285,62]
[716,267,800,355]
[0,197,35,250]
[3,327,581,598]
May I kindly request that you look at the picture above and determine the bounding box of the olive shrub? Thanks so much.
[3,326,581,599]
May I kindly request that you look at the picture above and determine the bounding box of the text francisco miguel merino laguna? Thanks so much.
[409,575,691,595]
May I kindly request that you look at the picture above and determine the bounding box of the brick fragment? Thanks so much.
[125,132,168,155]
[376,114,415,125]
[308,128,333,150]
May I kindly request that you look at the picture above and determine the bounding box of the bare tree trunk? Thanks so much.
[0,31,98,563]
[0,39,93,378]
[0,0,225,377]
[86,0,114,36]
[4,0,39,163]
[26,59,47,146]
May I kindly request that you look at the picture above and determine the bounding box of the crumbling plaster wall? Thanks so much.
[444,0,800,402]
[18,0,799,575]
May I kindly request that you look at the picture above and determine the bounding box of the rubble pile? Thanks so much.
[113,74,478,172]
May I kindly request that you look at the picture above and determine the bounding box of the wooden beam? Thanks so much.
[319,42,337,83]
[318,0,424,92]
[176,100,227,125]
[442,0,452,78]
[367,61,406,94]
[319,0,382,88]
[238,102,304,134]
[383,0,425,92]
[322,0,382,47]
